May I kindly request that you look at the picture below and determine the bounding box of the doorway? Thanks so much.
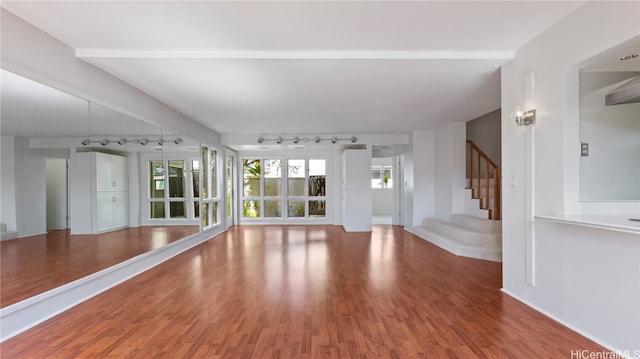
[45,158,68,230]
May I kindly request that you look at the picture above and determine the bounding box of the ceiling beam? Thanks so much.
[76,49,513,60]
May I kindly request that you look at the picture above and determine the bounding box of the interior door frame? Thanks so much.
[225,150,237,229]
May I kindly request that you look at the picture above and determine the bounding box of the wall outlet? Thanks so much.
[580,143,589,156]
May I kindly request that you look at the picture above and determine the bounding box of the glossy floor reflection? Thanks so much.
[1,225,607,358]
[0,226,199,307]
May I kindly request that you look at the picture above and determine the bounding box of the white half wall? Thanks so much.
[501,1,640,353]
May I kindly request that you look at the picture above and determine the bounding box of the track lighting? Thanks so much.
[117,138,127,145]
[174,137,183,144]
[81,139,91,145]
[80,137,184,146]
[254,135,358,144]
[100,138,109,146]
[139,138,148,145]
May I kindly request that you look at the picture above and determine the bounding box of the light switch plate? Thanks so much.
[580,143,589,156]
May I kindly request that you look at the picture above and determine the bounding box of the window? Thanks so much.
[145,156,199,222]
[371,165,392,188]
[241,156,327,220]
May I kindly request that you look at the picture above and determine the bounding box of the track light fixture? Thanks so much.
[253,135,358,144]
[80,137,185,146]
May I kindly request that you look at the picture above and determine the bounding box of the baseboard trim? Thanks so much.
[0,227,224,342]
[500,289,630,358]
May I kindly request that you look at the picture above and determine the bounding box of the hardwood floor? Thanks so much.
[1,225,608,358]
[0,226,199,307]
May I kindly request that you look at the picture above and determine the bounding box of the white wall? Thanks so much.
[1,9,220,146]
[1,135,17,232]
[46,158,67,230]
[434,123,466,222]
[411,131,435,226]
[501,1,640,353]
[14,137,47,237]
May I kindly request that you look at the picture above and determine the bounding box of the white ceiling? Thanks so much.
[1,1,586,136]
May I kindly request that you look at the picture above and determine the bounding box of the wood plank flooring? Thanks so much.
[1,225,608,358]
[1,226,199,307]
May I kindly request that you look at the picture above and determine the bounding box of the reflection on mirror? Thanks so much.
[579,36,640,202]
[0,69,200,307]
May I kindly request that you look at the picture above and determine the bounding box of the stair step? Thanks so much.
[451,215,501,233]
[421,219,501,247]
[412,222,502,262]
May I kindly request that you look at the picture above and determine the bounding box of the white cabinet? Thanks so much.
[342,148,372,232]
[71,152,129,234]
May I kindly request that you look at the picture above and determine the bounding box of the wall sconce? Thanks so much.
[514,109,536,126]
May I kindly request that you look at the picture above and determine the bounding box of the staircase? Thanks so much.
[413,215,502,262]
[466,140,501,220]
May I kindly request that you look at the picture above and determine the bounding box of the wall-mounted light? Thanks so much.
[514,109,536,126]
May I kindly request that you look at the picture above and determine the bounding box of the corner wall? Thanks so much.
[501,1,640,352]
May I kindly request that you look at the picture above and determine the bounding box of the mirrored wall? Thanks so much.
[579,36,640,202]
[0,69,210,307]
